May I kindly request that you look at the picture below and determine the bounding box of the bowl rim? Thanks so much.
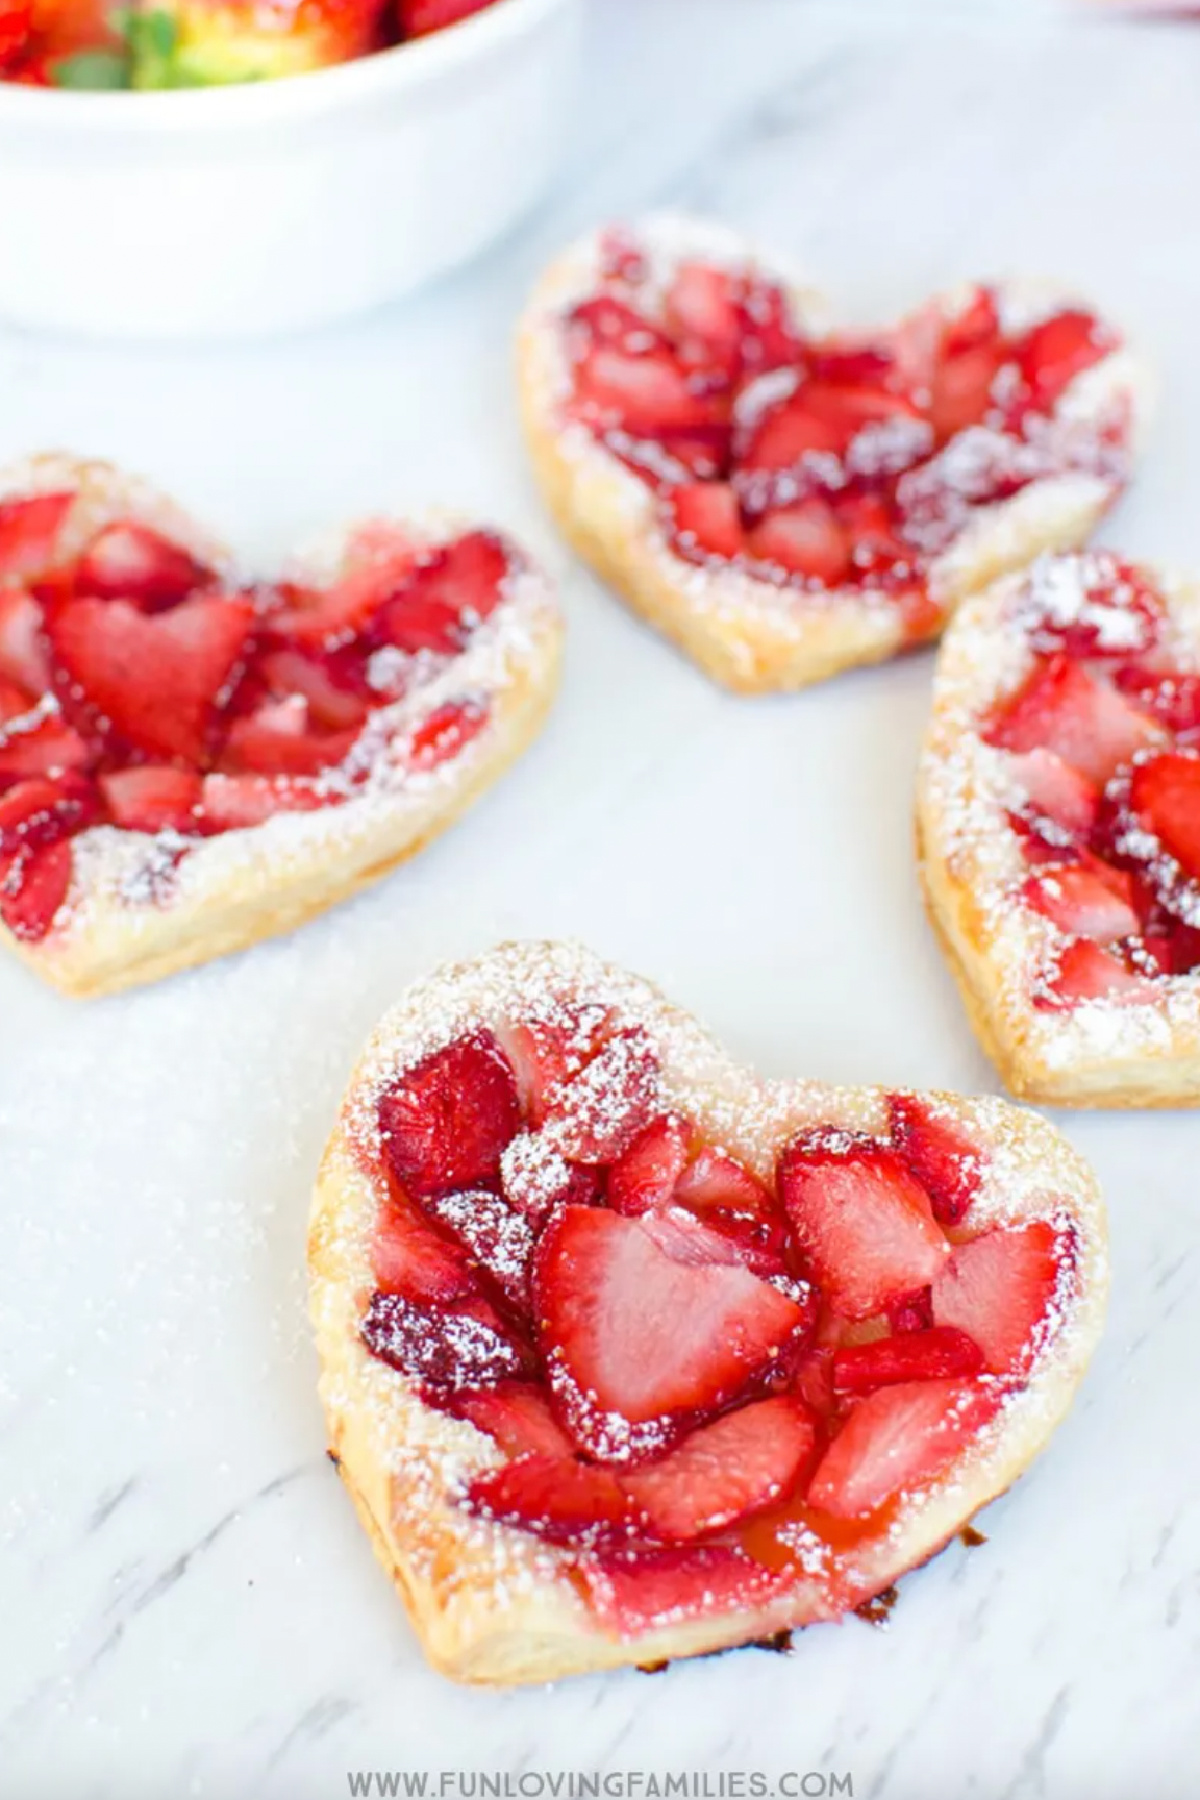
[0,0,576,131]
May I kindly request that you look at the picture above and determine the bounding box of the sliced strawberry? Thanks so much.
[422,1187,535,1316]
[360,1291,532,1395]
[932,1222,1068,1376]
[777,1131,950,1321]
[96,766,201,835]
[0,491,74,579]
[577,1544,791,1636]
[1115,666,1200,739]
[623,1396,818,1543]
[1039,937,1158,1008]
[607,1114,692,1217]
[372,531,509,656]
[447,1381,575,1460]
[73,521,212,612]
[572,346,717,436]
[887,1095,983,1229]
[802,380,923,440]
[1025,563,1162,662]
[197,772,325,832]
[542,1027,659,1163]
[1022,858,1140,944]
[985,655,1161,785]
[807,1378,992,1519]
[665,263,745,375]
[1126,749,1200,882]
[673,1147,774,1217]
[398,0,497,39]
[667,483,746,562]
[0,715,91,784]
[371,1194,476,1307]
[1017,308,1110,410]
[929,340,1005,440]
[377,1031,521,1201]
[222,698,360,778]
[0,771,98,855]
[747,500,851,584]
[0,676,36,727]
[48,594,254,764]
[739,390,846,471]
[257,646,371,733]
[1006,747,1100,839]
[535,1206,808,1450]
[0,588,51,695]
[465,1453,635,1548]
[495,1012,606,1130]
[408,698,488,772]
[0,837,74,942]
[832,1326,984,1397]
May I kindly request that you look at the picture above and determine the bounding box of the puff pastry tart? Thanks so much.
[0,456,561,998]
[518,215,1148,693]
[308,941,1107,1686]
[918,550,1200,1106]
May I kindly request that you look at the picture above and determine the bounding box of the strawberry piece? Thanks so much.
[534,1206,808,1449]
[1115,666,1200,739]
[932,1222,1068,1377]
[97,765,203,834]
[0,0,32,70]
[0,588,52,695]
[465,1454,635,1548]
[495,1013,606,1130]
[377,1031,521,1201]
[0,715,91,784]
[48,594,254,765]
[887,1288,935,1335]
[572,346,717,436]
[985,654,1161,786]
[197,772,325,832]
[373,531,509,656]
[422,1187,535,1316]
[577,1544,790,1637]
[0,837,74,942]
[740,390,847,471]
[408,698,488,772]
[929,341,1004,440]
[1022,859,1140,944]
[372,1195,476,1306]
[623,1397,818,1543]
[1039,938,1157,1008]
[607,1114,692,1217]
[777,1131,950,1321]
[447,1381,574,1460]
[887,1095,983,1229]
[747,500,851,584]
[0,772,97,855]
[1025,563,1162,662]
[1017,308,1110,410]
[665,263,746,375]
[807,1378,991,1519]
[668,483,746,562]
[258,647,371,732]
[832,1327,984,1397]
[0,491,73,579]
[222,698,360,778]
[673,1147,774,1216]
[1006,747,1100,839]
[0,676,36,727]
[361,1291,532,1395]
[542,1027,659,1163]
[1126,750,1200,882]
[73,522,212,612]
[398,0,495,38]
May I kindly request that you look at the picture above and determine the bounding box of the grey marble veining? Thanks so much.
[2,3,1200,1796]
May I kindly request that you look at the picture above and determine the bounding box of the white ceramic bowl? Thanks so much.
[0,0,582,339]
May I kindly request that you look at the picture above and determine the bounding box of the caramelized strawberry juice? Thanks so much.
[562,234,1122,619]
[359,1009,1073,1614]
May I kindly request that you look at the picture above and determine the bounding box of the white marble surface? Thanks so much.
[2,3,1200,1795]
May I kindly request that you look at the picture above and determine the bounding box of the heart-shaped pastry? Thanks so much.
[308,942,1107,1686]
[518,215,1147,693]
[918,550,1200,1106]
[0,456,561,997]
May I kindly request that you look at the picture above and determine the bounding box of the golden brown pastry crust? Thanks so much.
[308,942,1109,1687]
[517,216,1150,694]
[916,564,1200,1107]
[0,456,563,999]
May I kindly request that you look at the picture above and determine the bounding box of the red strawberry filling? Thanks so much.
[558,237,1128,627]
[977,554,1200,1000]
[358,1013,1076,1634]
[0,492,518,944]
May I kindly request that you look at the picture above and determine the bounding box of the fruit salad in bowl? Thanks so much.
[0,0,500,88]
